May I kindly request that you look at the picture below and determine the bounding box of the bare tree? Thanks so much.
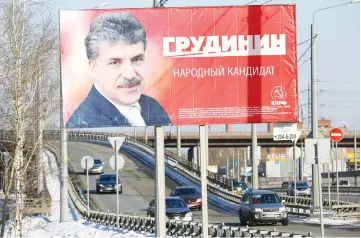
[0,0,59,236]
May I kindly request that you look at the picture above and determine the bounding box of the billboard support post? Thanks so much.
[177,126,181,157]
[155,126,166,237]
[199,125,209,238]
[251,124,258,189]
[60,128,68,222]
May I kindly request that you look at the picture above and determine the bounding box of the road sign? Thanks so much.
[329,128,344,142]
[108,137,126,151]
[273,123,298,141]
[304,138,331,164]
[109,155,125,171]
[81,156,94,170]
[234,161,238,166]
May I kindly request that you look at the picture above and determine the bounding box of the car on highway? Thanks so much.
[170,186,202,211]
[239,189,288,226]
[146,197,193,221]
[281,181,291,188]
[96,174,122,194]
[287,181,311,197]
[332,180,351,187]
[233,180,248,193]
[84,158,104,174]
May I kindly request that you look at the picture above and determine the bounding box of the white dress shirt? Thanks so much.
[94,84,146,126]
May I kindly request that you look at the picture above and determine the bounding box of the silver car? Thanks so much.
[147,197,193,222]
[239,189,288,226]
[84,158,104,174]
[287,181,311,197]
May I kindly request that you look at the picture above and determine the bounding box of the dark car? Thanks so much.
[84,158,104,174]
[239,189,288,226]
[233,180,248,193]
[281,181,291,188]
[287,181,311,197]
[96,174,122,194]
[147,197,193,221]
[170,186,202,211]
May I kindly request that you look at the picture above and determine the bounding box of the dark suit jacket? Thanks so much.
[65,85,172,128]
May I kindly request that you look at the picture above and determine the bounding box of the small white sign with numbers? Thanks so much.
[273,123,298,141]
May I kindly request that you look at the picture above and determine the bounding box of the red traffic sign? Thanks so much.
[329,128,344,142]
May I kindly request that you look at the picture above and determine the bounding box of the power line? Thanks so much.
[319,89,359,93]
[297,45,311,62]
[297,34,318,46]
[261,0,272,4]
[298,59,310,69]
[319,80,359,84]
[246,0,259,5]
[297,34,317,62]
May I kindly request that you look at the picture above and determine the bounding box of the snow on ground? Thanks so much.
[3,151,155,237]
[290,215,360,227]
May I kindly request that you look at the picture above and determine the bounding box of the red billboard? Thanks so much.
[60,5,297,128]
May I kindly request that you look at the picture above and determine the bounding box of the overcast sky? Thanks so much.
[51,0,360,133]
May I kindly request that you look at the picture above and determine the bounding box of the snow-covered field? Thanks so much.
[3,151,155,237]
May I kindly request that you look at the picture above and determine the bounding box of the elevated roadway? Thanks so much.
[65,130,359,148]
[49,141,360,237]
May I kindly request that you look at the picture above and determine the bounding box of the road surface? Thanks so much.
[49,141,360,237]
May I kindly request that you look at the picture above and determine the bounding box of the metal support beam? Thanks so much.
[199,125,208,238]
[177,126,181,157]
[60,128,68,221]
[251,124,258,189]
[155,126,166,237]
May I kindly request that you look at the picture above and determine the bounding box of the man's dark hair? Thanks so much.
[84,11,147,60]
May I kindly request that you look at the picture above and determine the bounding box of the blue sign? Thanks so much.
[275,160,280,164]
[234,161,238,165]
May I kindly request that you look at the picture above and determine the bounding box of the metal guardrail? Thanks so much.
[43,131,359,216]
[44,130,233,190]
[262,186,360,195]
[43,143,312,237]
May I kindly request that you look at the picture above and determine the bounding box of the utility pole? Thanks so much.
[310,23,320,207]
[307,82,311,129]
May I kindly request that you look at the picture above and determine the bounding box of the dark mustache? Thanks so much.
[118,78,141,88]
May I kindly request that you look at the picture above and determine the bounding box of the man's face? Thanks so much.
[90,41,146,106]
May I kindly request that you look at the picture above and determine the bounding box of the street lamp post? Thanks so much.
[311,0,359,208]
[311,1,359,237]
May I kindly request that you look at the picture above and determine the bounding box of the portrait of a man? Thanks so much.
[65,11,172,128]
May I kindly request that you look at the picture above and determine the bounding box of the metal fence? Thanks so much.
[44,142,313,237]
